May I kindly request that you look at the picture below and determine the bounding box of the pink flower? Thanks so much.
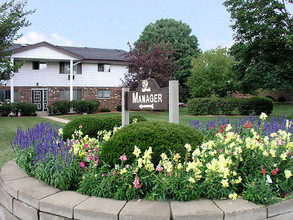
[132,170,136,175]
[102,173,106,177]
[80,162,85,169]
[119,155,127,161]
[94,148,98,152]
[95,159,99,164]
[84,144,88,148]
[79,125,83,129]
[126,164,130,168]
[132,177,142,189]
[156,165,164,172]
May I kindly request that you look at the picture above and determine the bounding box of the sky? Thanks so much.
[14,0,236,51]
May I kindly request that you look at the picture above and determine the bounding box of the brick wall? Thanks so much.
[0,86,122,111]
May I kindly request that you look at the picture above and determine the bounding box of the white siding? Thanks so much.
[12,46,77,61]
[7,61,126,87]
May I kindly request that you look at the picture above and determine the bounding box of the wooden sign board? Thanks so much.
[126,79,168,111]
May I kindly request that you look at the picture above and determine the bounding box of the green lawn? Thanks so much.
[0,117,65,168]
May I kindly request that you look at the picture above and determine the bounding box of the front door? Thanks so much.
[32,90,42,111]
[32,90,48,111]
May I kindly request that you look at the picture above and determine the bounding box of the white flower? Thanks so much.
[266,175,272,184]
[259,112,268,121]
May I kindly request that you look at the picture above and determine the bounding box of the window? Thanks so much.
[32,61,39,70]
[98,89,111,99]
[32,61,47,70]
[0,90,10,102]
[59,62,82,74]
[60,89,82,100]
[98,64,110,72]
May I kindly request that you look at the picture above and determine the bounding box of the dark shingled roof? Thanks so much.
[10,42,126,61]
[60,46,126,61]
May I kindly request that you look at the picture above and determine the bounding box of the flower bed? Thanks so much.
[11,114,293,205]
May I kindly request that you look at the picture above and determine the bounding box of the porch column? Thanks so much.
[10,57,14,103]
[69,59,74,102]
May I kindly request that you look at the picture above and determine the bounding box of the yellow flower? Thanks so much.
[177,163,183,170]
[58,128,63,136]
[270,149,276,157]
[280,152,287,160]
[226,124,232,132]
[192,148,201,158]
[160,153,168,161]
[228,193,237,200]
[235,176,242,184]
[173,153,181,161]
[188,177,196,183]
[184,143,192,152]
[221,179,229,188]
[263,150,269,157]
[284,170,292,179]
[133,146,141,158]
[120,168,127,175]
[137,158,143,168]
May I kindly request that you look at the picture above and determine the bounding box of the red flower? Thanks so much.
[210,126,215,130]
[244,121,252,129]
[272,168,279,175]
[261,165,266,175]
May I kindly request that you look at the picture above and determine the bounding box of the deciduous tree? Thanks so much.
[188,47,237,98]
[135,19,201,101]
[224,0,293,93]
[123,41,177,89]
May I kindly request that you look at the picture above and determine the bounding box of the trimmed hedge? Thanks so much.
[187,97,273,116]
[49,100,71,115]
[72,100,100,114]
[100,121,204,166]
[63,115,147,140]
[100,108,111,112]
[0,102,37,116]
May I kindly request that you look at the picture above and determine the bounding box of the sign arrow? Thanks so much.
[139,104,154,109]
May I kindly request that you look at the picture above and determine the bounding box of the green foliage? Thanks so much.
[187,98,239,115]
[17,102,37,116]
[116,105,122,112]
[135,18,201,102]
[100,108,110,112]
[72,100,100,114]
[0,0,34,80]
[100,121,203,166]
[224,0,293,93]
[63,115,147,140]
[187,97,273,115]
[50,100,71,115]
[188,47,237,98]
[0,102,37,116]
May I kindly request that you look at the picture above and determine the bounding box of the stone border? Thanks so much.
[0,161,292,220]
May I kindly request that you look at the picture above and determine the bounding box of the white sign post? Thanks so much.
[122,87,130,127]
[169,80,179,124]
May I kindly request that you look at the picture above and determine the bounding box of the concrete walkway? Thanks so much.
[36,111,70,124]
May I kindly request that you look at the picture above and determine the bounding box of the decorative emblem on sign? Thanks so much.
[141,80,151,92]
[126,78,169,111]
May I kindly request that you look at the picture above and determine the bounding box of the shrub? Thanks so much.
[0,102,37,116]
[50,100,71,115]
[187,98,239,115]
[249,97,273,115]
[0,103,17,116]
[116,105,122,112]
[63,115,147,139]
[100,121,203,166]
[100,108,111,112]
[72,100,100,114]
[17,102,37,116]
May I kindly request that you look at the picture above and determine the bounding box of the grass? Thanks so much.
[0,117,65,168]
